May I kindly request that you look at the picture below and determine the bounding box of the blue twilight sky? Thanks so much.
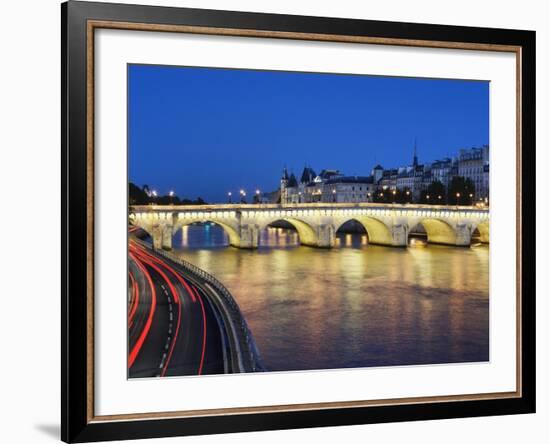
[128,64,489,203]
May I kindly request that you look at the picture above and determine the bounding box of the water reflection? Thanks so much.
[408,236,428,247]
[176,222,229,249]
[260,226,300,248]
[171,225,489,372]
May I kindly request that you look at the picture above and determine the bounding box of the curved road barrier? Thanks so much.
[132,236,264,374]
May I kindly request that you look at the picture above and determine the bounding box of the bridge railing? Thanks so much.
[131,202,489,213]
[133,238,264,372]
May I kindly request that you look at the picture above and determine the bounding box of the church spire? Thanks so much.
[281,166,289,181]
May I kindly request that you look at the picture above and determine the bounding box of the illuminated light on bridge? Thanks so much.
[130,203,489,250]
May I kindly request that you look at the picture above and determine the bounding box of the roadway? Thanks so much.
[128,230,225,378]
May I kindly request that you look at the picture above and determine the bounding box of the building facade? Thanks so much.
[429,157,455,190]
[457,145,490,199]
[281,167,376,204]
[278,144,489,205]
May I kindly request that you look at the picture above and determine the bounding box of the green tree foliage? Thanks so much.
[129,183,149,205]
[373,187,413,204]
[128,183,207,205]
[420,180,447,204]
[447,177,476,205]
[178,197,206,205]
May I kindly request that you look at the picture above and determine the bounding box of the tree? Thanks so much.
[129,182,149,205]
[420,180,446,204]
[398,187,413,204]
[156,194,177,205]
[447,177,476,205]
[373,187,412,204]
[128,183,208,206]
[373,188,392,203]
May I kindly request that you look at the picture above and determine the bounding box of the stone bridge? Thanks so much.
[130,203,489,250]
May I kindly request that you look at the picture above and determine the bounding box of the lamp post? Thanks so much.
[456,192,461,208]
[332,188,336,203]
[405,189,410,203]
[240,189,246,204]
[255,189,260,204]
[426,194,430,204]
[392,189,396,205]
[227,191,232,204]
[469,193,474,206]
[168,190,175,205]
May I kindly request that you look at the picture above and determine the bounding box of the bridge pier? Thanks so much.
[314,224,335,248]
[390,224,408,247]
[455,223,473,247]
[151,224,173,250]
[239,224,260,249]
[131,204,490,251]
[162,224,173,250]
[151,225,162,250]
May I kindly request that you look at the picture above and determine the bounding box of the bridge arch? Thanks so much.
[261,217,321,247]
[128,214,154,239]
[472,220,490,244]
[334,217,393,246]
[174,220,242,248]
[130,213,243,249]
[130,206,489,249]
[410,218,458,246]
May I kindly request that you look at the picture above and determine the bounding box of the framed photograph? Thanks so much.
[62,1,535,442]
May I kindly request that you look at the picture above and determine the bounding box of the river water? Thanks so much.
[169,224,489,372]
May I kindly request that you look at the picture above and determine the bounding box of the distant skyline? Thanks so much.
[129,64,489,203]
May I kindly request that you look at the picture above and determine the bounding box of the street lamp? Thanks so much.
[426,194,430,204]
[227,191,232,203]
[392,189,397,204]
[456,192,461,207]
[168,190,175,205]
[149,189,157,205]
[255,189,260,204]
[469,193,474,206]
